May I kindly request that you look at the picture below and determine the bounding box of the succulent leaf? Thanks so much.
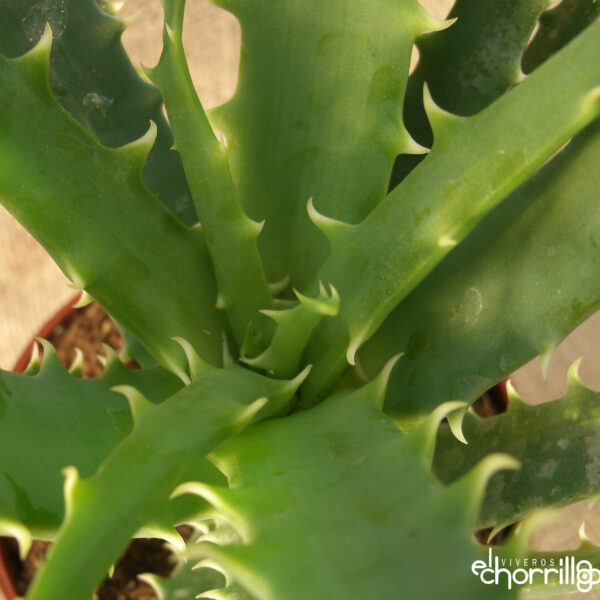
[301,20,600,402]
[26,363,308,599]
[0,341,189,538]
[175,389,516,599]
[0,0,196,223]
[433,364,600,530]
[0,0,599,597]
[360,117,600,427]
[0,31,228,373]
[148,0,274,347]
[242,283,339,378]
[209,0,444,289]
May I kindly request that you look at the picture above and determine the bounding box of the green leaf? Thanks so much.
[210,0,444,288]
[242,282,339,378]
[392,0,549,185]
[0,342,185,543]
[433,363,600,531]
[26,357,309,599]
[416,0,549,115]
[148,0,274,347]
[0,0,196,224]
[176,387,517,600]
[523,0,600,73]
[360,118,600,428]
[301,20,600,402]
[0,30,227,374]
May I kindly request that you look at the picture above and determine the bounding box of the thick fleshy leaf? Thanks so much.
[0,30,227,373]
[415,0,548,115]
[242,282,339,378]
[392,0,548,185]
[209,0,444,288]
[523,0,600,73]
[300,20,600,402]
[26,357,309,599]
[0,343,222,546]
[433,364,600,530]
[359,118,600,428]
[148,0,274,347]
[175,387,517,599]
[0,0,196,223]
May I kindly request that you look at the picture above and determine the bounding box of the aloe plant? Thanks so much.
[0,0,599,597]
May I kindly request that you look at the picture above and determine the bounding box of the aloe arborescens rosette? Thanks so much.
[0,0,600,598]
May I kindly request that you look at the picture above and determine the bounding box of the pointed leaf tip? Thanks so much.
[539,342,556,379]
[346,328,370,366]
[68,347,84,376]
[23,342,41,374]
[293,282,340,316]
[505,378,521,402]
[140,63,156,83]
[117,9,140,30]
[25,22,53,60]
[100,343,120,370]
[116,121,158,167]
[268,275,290,297]
[290,363,313,389]
[36,338,64,372]
[72,290,94,308]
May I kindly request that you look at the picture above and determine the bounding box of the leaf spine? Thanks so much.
[112,385,154,424]
[306,197,354,249]
[72,290,94,308]
[423,83,464,140]
[447,405,468,445]
[61,465,80,521]
[68,347,84,377]
[402,400,467,464]
[0,519,32,559]
[173,337,212,381]
[365,353,403,409]
[268,274,290,297]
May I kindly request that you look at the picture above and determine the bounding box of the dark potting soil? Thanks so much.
[2,302,186,599]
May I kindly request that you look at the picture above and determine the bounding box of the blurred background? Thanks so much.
[1,0,599,587]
